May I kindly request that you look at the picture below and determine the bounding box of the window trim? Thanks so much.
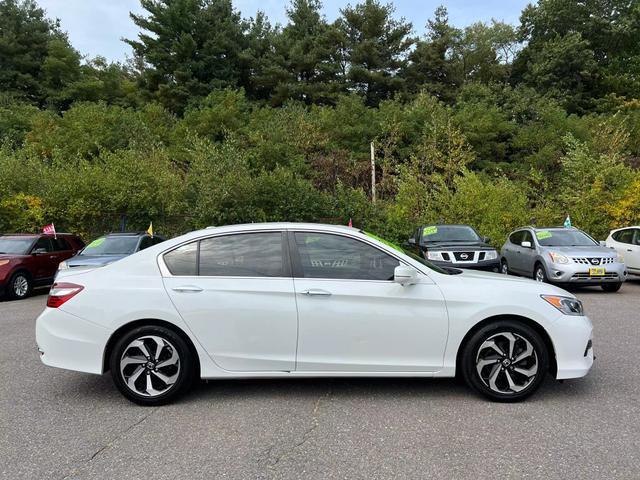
[287,230,408,283]
[159,230,291,279]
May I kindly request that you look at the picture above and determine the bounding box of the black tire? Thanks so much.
[500,259,509,275]
[109,325,196,406]
[533,263,548,283]
[601,282,622,292]
[7,271,32,300]
[460,320,549,402]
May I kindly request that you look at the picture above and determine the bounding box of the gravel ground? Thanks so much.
[1,278,639,480]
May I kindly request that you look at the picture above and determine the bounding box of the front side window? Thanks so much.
[138,236,153,251]
[521,230,534,245]
[613,229,635,245]
[294,232,399,281]
[509,231,523,245]
[199,232,284,277]
[32,237,53,253]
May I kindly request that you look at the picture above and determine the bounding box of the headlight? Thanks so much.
[0,259,9,267]
[58,260,69,270]
[548,252,569,264]
[484,250,498,260]
[541,295,584,316]
[426,251,445,261]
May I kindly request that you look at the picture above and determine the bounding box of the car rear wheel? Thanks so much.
[8,272,31,300]
[601,282,622,292]
[534,264,547,283]
[461,320,549,402]
[110,325,196,406]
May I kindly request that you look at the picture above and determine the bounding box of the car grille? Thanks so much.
[572,273,619,280]
[571,257,614,265]
[453,252,475,261]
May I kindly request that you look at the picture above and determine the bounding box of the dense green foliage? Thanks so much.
[0,0,638,244]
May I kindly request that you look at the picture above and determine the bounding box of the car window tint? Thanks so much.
[199,233,284,277]
[294,232,399,281]
[139,237,153,250]
[152,237,164,245]
[32,237,53,253]
[634,229,640,246]
[52,238,71,251]
[164,242,198,276]
[509,231,523,244]
[614,229,635,244]
[522,231,534,244]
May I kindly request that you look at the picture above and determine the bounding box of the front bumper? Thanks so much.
[549,314,594,379]
[431,258,501,272]
[35,307,111,374]
[546,262,627,284]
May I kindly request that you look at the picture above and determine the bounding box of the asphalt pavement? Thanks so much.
[1,278,639,479]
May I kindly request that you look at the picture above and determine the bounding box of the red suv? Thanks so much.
[0,233,84,300]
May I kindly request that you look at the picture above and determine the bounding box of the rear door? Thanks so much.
[162,231,298,371]
[290,231,448,372]
[52,237,75,263]
[29,237,59,281]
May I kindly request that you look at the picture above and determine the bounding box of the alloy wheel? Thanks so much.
[119,335,181,397]
[13,275,29,298]
[535,267,545,282]
[475,331,539,395]
[501,262,509,275]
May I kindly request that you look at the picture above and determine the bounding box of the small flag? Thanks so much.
[563,215,572,228]
[348,218,353,228]
[42,223,56,238]
[147,222,154,238]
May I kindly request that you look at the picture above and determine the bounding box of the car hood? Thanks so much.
[454,268,573,297]
[539,245,616,257]
[66,254,128,267]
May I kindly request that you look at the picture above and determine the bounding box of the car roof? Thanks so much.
[0,233,77,237]
[104,232,152,237]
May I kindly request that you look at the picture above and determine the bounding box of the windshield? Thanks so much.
[81,236,139,255]
[0,237,34,255]
[420,225,481,243]
[363,231,452,275]
[535,229,597,247]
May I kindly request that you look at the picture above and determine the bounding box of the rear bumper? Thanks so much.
[35,307,110,374]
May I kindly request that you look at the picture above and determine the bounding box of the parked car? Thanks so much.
[406,224,500,272]
[58,232,165,272]
[500,226,627,292]
[38,223,594,405]
[0,233,84,300]
[605,226,640,276]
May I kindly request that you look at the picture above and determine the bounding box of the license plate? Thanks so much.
[589,267,605,276]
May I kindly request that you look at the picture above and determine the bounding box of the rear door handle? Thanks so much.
[172,286,203,293]
[301,289,332,297]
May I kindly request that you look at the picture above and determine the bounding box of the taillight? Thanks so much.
[47,282,84,308]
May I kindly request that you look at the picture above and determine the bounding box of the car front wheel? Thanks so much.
[110,325,196,406]
[534,264,548,283]
[461,320,549,402]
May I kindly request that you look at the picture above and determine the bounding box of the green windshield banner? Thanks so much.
[536,231,552,240]
[423,226,438,236]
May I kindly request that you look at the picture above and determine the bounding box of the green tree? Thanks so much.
[126,0,249,114]
[338,0,413,105]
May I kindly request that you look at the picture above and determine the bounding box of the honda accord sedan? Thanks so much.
[36,223,594,405]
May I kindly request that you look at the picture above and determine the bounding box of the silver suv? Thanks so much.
[500,227,627,292]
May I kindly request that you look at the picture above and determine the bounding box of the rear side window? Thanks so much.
[164,243,198,276]
[52,238,71,251]
[293,232,399,281]
[199,233,284,277]
[138,236,153,251]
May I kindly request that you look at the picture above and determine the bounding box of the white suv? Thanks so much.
[606,227,640,275]
[36,223,594,405]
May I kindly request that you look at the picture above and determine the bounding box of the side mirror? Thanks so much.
[407,238,416,245]
[32,248,48,255]
[483,236,491,244]
[521,241,532,248]
[599,241,607,247]
[394,265,418,286]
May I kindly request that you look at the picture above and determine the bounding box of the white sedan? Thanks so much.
[36,223,594,405]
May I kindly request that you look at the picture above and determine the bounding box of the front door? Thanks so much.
[162,231,298,371]
[30,237,59,281]
[290,231,449,372]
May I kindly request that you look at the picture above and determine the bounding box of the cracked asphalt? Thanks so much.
[1,278,639,480]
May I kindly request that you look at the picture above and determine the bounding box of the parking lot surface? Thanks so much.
[1,278,639,480]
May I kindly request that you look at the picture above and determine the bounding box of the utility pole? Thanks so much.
[370,141,376,203]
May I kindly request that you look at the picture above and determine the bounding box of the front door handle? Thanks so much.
[172,286,203,293]
[301,289,332,297]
